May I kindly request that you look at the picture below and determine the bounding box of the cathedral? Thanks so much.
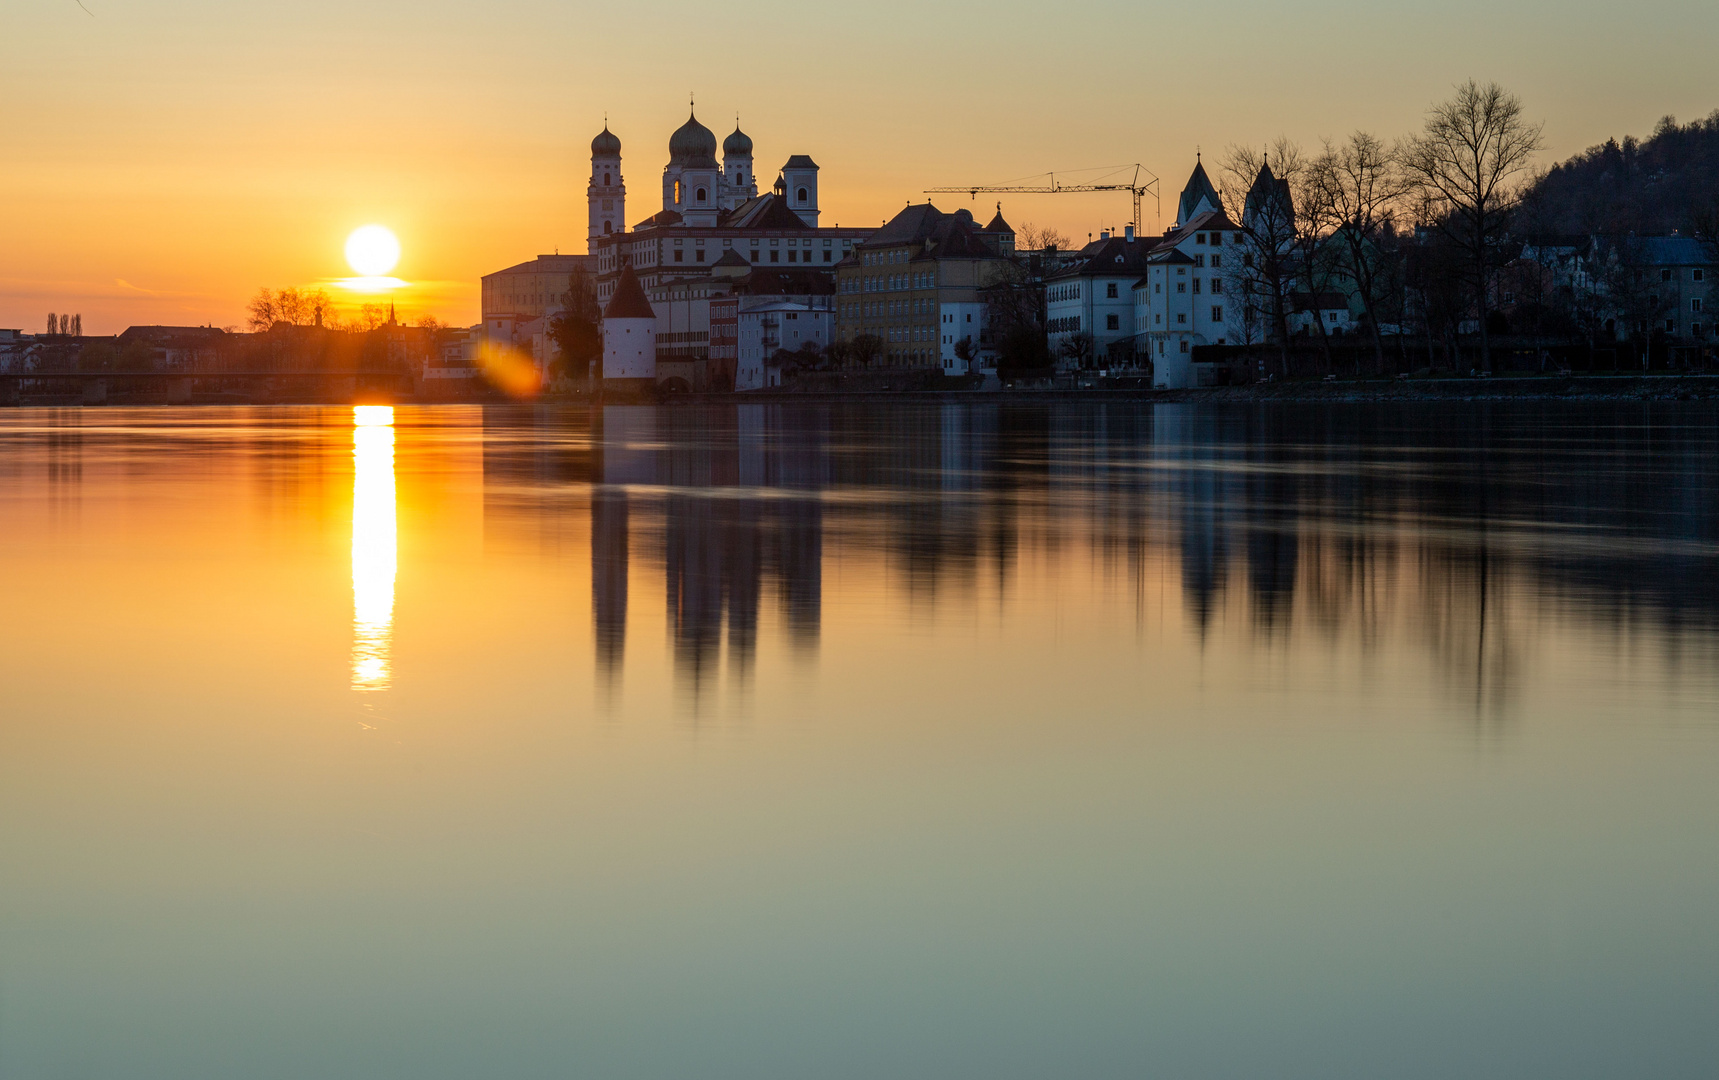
[586,109,823,247]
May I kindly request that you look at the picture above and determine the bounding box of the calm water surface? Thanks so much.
[1,403,1716,1079]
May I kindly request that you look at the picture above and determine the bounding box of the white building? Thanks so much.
[1137,160,1248,388]
[736,300,832,390]
[938,301,987,374]
[601,263,657,385]
[1044,226,1157,369]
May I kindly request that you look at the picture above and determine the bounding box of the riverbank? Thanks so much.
[688,374,1719,405]
[7,372,1718,407]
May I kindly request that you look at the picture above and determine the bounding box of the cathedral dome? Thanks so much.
[591,125,621,157]
[723,125,753,157]
[669,112,718,166]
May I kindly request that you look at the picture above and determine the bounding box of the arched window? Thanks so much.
[696,187,706,203]
[603,172,610,186]
[603,220,612,234]
[674,180,682,203]
[797,187,808,204]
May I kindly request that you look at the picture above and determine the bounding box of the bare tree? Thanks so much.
[1220,139,1304,375]
[1402,80,1545,371]
[1017,221,1070,252]
[850,333,883,368]
[1058,331,1095,370]
[1308,132,1411,371]
[58,314,71,335]
[46,312,58,335]
[246,289,279,331]
[70,314,82,337]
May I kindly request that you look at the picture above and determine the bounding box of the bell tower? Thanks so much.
[588,125,625,252]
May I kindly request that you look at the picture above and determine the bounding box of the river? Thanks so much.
[0,402,1715,1079]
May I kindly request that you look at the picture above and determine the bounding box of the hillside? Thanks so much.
[1524,111,1719,236]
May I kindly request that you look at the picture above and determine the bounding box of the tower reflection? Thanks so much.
[350,405,397,691]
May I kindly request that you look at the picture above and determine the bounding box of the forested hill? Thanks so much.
[1524,111,1719,236]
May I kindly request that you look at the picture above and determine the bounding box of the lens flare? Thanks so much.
[476,340,543,399]
[345,225,401,277]
[351,405,397,691]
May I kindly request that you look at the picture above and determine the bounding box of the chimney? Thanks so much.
[1100,230,1110,241]
[1125,224,1135,242]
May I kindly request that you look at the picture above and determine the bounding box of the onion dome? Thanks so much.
[723,124,753,157]
[591,125,621,157]
[668,112,718,166]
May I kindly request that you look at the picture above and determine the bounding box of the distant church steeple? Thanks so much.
[588,123,626,252]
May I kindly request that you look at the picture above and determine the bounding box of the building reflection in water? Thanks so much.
[443,400,1719,719]
[590,406,825,699]
[350,405,397,691]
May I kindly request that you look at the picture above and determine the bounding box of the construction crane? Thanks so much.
[924,164,1161,235]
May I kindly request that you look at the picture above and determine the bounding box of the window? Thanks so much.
[1211,306,1223,322]
[1179,340,1189,352]
[603,221,612,234]
[1154,313,1161,324]
[1154,283,1161,294]
[1195,233,1206,244]
[1666,319,1677,332]
[1694,298,1705,313]
[1177,313,1186,324]
[696,250,705,263]
[824,251,832,262]
[1243,253,1254,268]
[1106,283,1118,298]
[1107,314,1120,330]
[1662,268,1673,282]
[1695,269,1706,282]
[750,250,759,262]
[1193,279,1202,295]
[1176,283,1186,293]
[673,250,683,262]
[798,187,809,204]
[770,251,779,263]
[1210,278,1223,294]
[603,172,611,185]
[1194,254,1205,268]
[787,251,797,263]
[1210,232,1223,247]
[1210,255,1221,269]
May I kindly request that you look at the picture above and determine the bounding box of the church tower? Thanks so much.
[663,110,721,227]
[721,123,756,211]
[779,155,820,227]
[588,125,625,252]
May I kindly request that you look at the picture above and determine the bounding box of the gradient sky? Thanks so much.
[3,0,1716,333]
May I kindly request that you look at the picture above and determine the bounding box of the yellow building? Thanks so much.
[834,204,1014,370]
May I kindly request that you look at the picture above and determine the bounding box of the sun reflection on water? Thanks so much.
[350,405,396,691]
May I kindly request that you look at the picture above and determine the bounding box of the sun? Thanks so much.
[345,225,401,277]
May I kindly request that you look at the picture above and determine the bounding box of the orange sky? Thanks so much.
[3,0,1717,334]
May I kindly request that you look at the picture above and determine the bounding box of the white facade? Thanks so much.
[602,318,656,380]
[736,301,831,390]
[938,302,987,373]
[1043,230,1156,369]
[1139,217,1246,388]
[779,156,820,228]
